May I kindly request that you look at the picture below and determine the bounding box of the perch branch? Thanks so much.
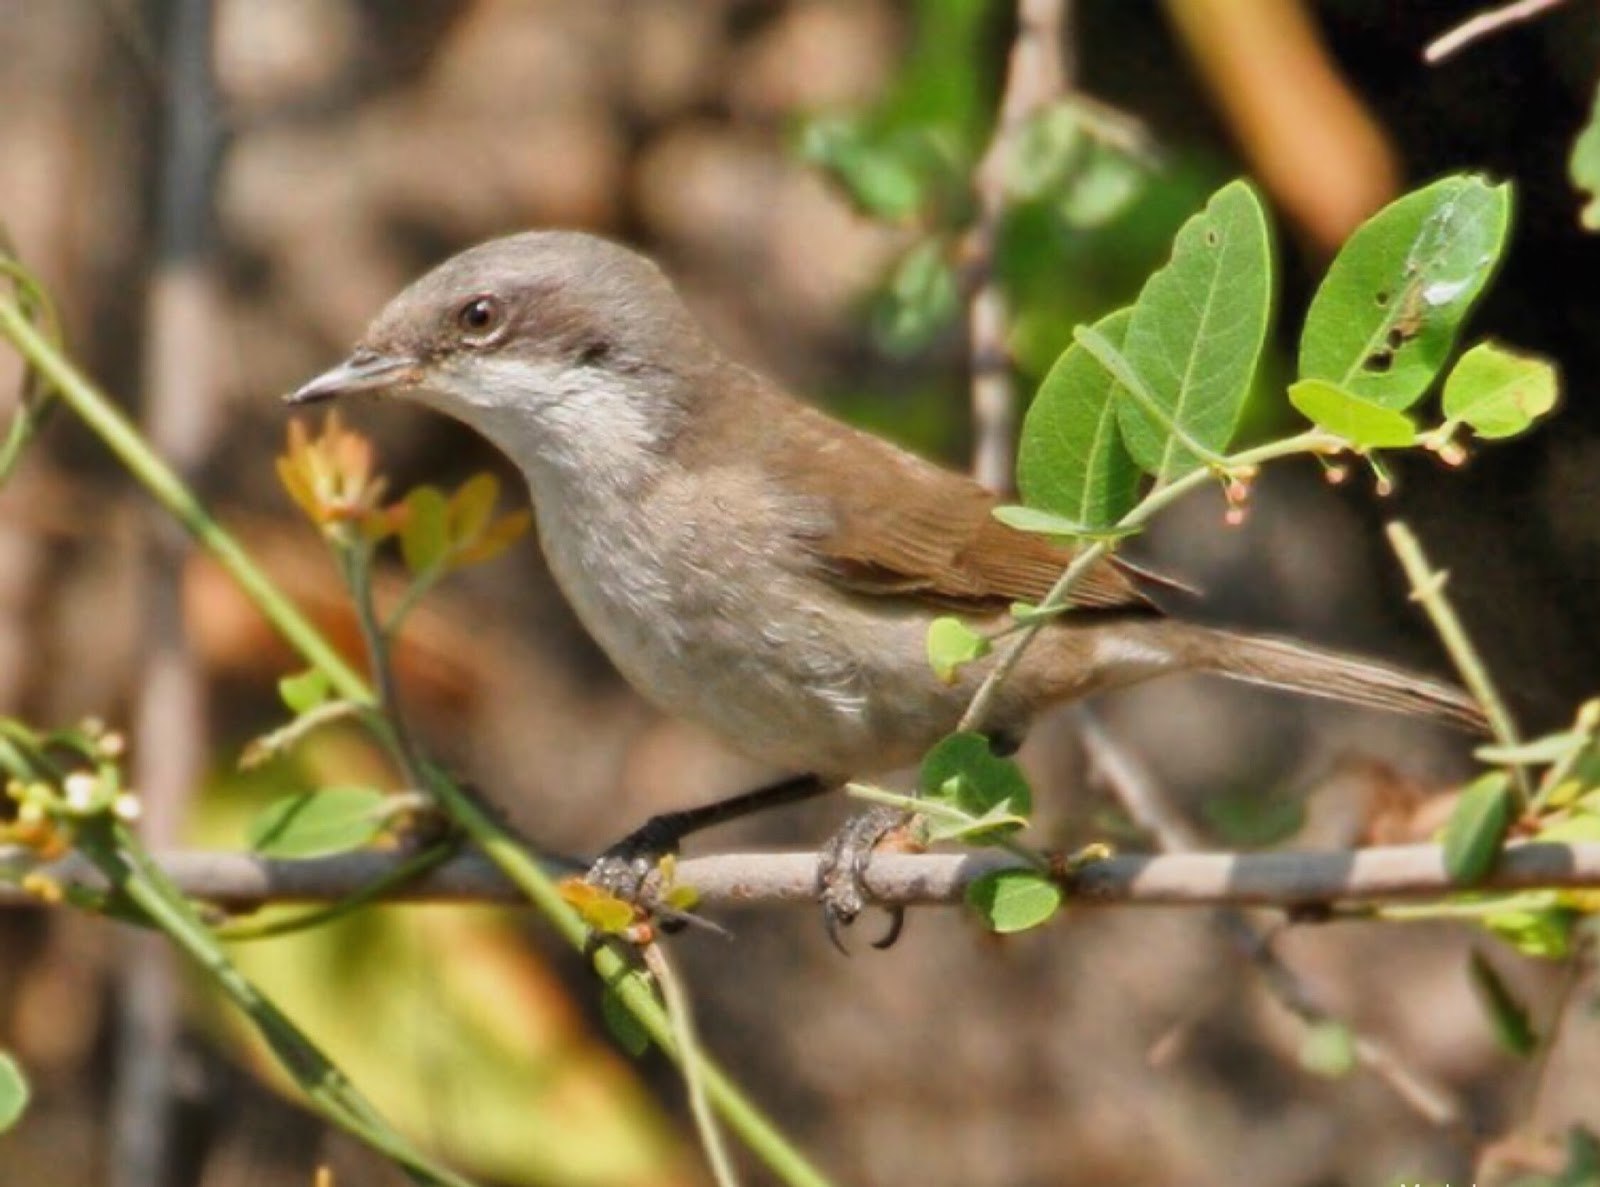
[7,842,1600,912]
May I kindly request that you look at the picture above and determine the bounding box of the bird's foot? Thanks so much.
[816,806,922,954]
[579,822,724,938]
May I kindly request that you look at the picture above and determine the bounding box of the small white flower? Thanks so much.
[63,772,101,813]
[112,794,142,823]
[99,732,126,758]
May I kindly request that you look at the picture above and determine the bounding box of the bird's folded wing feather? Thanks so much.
[769,403,1160,616]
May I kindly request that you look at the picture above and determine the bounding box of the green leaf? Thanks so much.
[1468,950,1537,1057]
[1442,771,1514,885]
[1018,307,1141,529]
[925,801,1031,844]
[1300,174,1512,408]
[1571,81,1600,231]
[246,787,390,859]
[797,116,930,221]
[1116,179,1274,481]
[1287,379,1419,448]
[277,668,331,717]
[448,472,500,545]
[1057,142,1146,230]
[920,732,1032,838]
[601,988,651,1059]
[1007,103,1085,203]
[965,868,1062,933]
[926,617,991,685]
[991,505,1140,542]
[1200,787,1306,848]
[874,238,959,352]
[1297,1021,1357,1079]
[399,486,450,577]
[0,1052,29,1133]
[1441,342,1559,439]
[1485,896,1577,960]
[1476,730,1585,766]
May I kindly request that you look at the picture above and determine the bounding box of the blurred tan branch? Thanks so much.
[1080,711,1464,1127]
[965,0,1070,493]
[8,841,1600,911]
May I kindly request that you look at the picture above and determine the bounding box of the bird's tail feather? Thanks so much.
[1177,625,1487,732]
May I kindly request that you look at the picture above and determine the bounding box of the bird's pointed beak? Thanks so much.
[285,351,421,405]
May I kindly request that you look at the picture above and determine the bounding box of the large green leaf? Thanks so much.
[1116,180,1273,481]
[1299,175,1512,409]
[1018,308,1140,528]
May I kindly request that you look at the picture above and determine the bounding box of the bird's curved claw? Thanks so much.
[816,805,916,954]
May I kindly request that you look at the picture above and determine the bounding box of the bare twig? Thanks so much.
[1386,520,1529,798]
[965,0,1071,493]
[1080,712,1464,1126]
[9,841,1600,912]
[1423,0,1569,63]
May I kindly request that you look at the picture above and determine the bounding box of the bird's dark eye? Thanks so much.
[456,295,504,340]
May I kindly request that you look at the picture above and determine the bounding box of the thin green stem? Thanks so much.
[1384,521,1530,801]
[959,428,1342,732]
[1073,324,1229,470]
[0,292,836,1187]
[0,298,369,699]
[214,841,456,943]
[78,817,475,1187]
[645,943,741,1187]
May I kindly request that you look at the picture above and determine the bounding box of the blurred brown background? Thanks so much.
[1,1,1598,1185]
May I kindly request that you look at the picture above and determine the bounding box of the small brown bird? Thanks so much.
[290,231,1482,931]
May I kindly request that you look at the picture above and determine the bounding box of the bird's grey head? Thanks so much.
[289,231,712,485]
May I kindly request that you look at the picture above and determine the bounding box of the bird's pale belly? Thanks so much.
[538,507,960,777]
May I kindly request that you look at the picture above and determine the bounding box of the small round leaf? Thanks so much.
[965,869,1062,934]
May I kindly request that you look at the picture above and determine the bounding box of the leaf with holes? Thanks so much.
[246,787,390,859]
[1116,180,1273,481]
[1287,379,1419,448]
[1300,175,1511,409]
[1442,770,1514,885]
[0,1053,28,1133]
[1441,342,1559,440]
[966,869,1062,933]
[1018,307,1141,529]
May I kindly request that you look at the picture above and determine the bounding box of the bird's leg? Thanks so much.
[586,773,831,907]
[816,727,1023,952]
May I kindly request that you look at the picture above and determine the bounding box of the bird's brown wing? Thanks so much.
[770,404,1160,616]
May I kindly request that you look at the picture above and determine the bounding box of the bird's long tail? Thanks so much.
[1047,620,1488,732]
